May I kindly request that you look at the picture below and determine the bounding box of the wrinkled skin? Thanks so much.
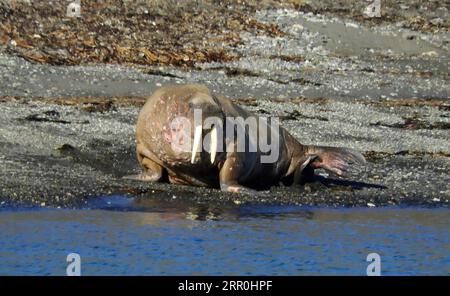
[131,84,365,193]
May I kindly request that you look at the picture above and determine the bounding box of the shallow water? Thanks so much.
[0,196,449,275]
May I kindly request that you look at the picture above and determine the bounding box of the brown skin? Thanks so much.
[132,84,365,193]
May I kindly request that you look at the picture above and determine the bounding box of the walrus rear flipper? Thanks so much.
[306,145,366,177]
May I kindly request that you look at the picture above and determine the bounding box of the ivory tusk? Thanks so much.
[210,125,217,164]
[191,124,202,164]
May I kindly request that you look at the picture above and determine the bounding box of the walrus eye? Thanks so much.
[188,102,195,109]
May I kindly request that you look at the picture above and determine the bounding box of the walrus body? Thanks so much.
[133,84,365,193]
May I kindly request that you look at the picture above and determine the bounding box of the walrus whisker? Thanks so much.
[210,125,217,164]
[191,124,202,164]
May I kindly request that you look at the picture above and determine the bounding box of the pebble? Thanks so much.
[421,51,439,57]
[291,24,304,32]
[345,22,359,29]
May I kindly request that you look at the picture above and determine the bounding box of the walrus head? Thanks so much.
[183,90,225,166]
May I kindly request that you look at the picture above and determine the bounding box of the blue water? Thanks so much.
[0,196,449,275]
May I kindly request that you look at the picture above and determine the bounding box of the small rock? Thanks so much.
[233,200,241,205]
[367,202,376,207]
[56,143,76,152]
[291,24,304,32]
[421,51,439,58]
[430,18,443,26]
[432,198,440,202]
[403,33,417,40]
[304,185,312,193]
[345,22,359,29]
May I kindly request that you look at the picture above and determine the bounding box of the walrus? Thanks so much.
[129,84,365,193]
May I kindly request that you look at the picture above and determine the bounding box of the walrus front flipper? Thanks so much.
[306,146,366,177]
[123,157,163,182]
[219,153,256,194]
[126,143,164,182]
